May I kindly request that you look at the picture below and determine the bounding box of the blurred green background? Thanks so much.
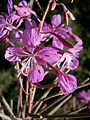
[0,0,90,119]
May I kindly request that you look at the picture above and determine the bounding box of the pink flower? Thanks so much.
[58,41,83,70]
[5,25,60,83]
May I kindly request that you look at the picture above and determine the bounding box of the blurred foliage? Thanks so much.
[0,0,90,119]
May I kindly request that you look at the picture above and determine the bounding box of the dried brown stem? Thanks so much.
[28,83,36,114]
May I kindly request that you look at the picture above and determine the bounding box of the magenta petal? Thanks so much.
[22,28,41,47]
[0,28,7,39]
[51,14,61,27]
[14,0,37,18]
[14,5,30,17]
[59,52,79,70]
[69,41,83,53]
[58,72,77,94]
[52,36,64,50]
[18,0,27,7]
[37,47,60,63]
[28,62,44,83]
[58,26,72,38]
[30,28,41,46]
[50,32,73,48]
[66,56,79,70]
[4,46,28,62]
[0,15,6,28]
[7,0,13,15]
[4,47,20,62]
[25,19,37,29]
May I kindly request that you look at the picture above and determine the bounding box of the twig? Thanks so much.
[2,96,14,117]
[33,88,52,114]
[39,0,52,31]
[28,83,36,113]
[35,0,44,14]
[10,99,13,114]
[68,106,87,115]
[47,95,72,115]
[38,94,70,114]
[0,113,11,120]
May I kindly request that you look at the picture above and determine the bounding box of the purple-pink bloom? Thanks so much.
[0,0,17,39]
[13,0,38,26]
[78,90,90,107]
[59,52,79,70]
[58,71,77,94]
[0,15,12,39]
[42,14,73,48]
[5,46,59,82]
[5,25,60,83]
[58,41,83,70]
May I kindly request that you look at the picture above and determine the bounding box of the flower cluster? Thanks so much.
[0,0,83,94]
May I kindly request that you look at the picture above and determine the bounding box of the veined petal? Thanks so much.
[5,47,20,62]
[37,47,60,63]
[51,14,61,27]
[14,0,37,17]
[69,41,83,53]
[0,28,7,39]
[57,26,72,38]
[59,52,79,70]
[58,71,77,94]
[14,5,30,17]
[7,0,13,15]
[22,27,42,47]
[18,0,27,7]
[66,56,79,70]
[28,62,44,83]
[0,15,6,28]
[4,46,28,62]
[30,28,41,46]
[52,36,64,50]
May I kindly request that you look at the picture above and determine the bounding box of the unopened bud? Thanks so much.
[71,0,74,3]
[51,0,57,11]
[67,10,75,21]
